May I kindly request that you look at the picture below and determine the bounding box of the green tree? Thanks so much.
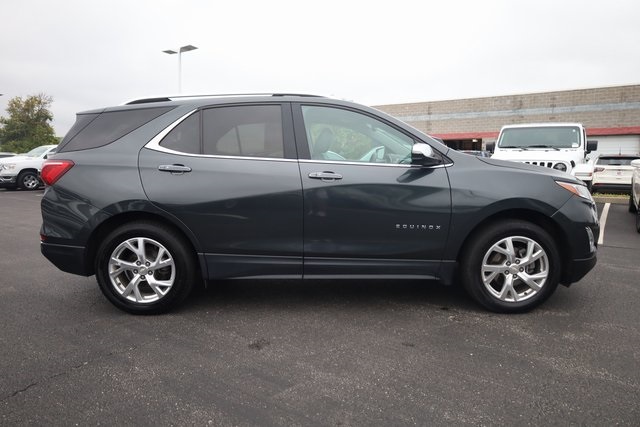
[0,93,58,153]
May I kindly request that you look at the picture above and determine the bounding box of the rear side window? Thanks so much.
[203,105,284,158]
[57,107,174,152]
[159,112,200,154]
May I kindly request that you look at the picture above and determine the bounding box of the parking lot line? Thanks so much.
[598,202,611,246]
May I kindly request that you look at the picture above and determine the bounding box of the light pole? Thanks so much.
[162,45,198,93]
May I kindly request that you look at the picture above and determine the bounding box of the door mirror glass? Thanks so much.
[586,140,598,154]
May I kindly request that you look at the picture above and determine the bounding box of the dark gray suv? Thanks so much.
[40,94,599,314]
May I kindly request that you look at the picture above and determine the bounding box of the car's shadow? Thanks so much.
[180,279,480,314]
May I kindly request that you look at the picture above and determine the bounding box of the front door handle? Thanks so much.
[158,164,192,174]
[308,171,343,181]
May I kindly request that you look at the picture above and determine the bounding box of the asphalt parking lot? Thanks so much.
[1,189,639,426]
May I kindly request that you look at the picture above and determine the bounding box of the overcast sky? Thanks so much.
[1,0,639,136]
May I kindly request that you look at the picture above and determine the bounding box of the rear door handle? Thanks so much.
[308,171,343,181]
[158,164,192,174]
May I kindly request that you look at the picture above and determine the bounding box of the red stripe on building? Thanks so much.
[431,127,640,140]
[430,132,499,140]
[586,127,640,136]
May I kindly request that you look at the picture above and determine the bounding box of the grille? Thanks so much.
[524,161,554,168]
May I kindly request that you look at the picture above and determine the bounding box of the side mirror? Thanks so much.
[485,142,495,153]
[411,143,441,166]
[631,159,640,168]
[586,140,598,154]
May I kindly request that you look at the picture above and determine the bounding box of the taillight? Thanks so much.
[594,167,605,173]
[41,160,74,186]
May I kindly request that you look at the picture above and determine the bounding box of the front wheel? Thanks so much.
[629,194,637,213]
[95,221,197,314]
[18,171,40,190]
[636,209,640,233]
[461,220,561,313]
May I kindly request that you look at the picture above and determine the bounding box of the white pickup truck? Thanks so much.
[0,145,58,190]
[488,123,598,190]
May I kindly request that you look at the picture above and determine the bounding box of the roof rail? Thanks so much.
[125,93,324,105]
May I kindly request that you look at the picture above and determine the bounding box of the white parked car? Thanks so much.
[0,145,57,190]
[630,158,640,232]
[591,154,640,194]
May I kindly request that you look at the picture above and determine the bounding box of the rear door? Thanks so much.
[139,102,303,279]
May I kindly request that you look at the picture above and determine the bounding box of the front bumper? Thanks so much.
[0,175,17,188]
[562,252,597,285]
[552,194,599,285]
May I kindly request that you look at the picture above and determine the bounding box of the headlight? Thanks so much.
[556,181,593,201]
[553,163,567,172]
[0,163,16,172]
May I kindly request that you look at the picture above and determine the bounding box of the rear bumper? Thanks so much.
[41,242,92,276]
[591,183,631,192]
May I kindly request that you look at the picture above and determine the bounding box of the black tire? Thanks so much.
[636,209,640,233]
[18,171,41,191]
[460,220,561,313]
[95,221,197,314]
[629,194,637,213]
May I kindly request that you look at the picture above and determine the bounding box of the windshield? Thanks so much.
[25,145,52,157]
[498,126,581,149]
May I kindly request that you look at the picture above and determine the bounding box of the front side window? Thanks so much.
[301,105,413,164]
[203,105,284,158]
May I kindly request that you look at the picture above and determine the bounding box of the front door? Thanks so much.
[293,104,452,278]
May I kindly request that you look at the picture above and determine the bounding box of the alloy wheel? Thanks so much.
[108,237,176,303]
[481,236,549,303]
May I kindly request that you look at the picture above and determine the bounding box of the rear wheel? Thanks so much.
[629,194,637,213]
[95,221,197,314]
[18,171,40,190]
[636,209,640,233]
[461,220,561,313]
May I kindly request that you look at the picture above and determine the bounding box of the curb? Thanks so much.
[593,196,629,205]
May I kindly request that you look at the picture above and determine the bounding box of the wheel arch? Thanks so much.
[457,209,571,278]
[18,167,39,175]
[84,211,207,279]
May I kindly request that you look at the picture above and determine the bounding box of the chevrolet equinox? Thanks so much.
[40,94,599,314]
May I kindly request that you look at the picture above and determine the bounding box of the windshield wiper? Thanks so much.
[500,145,528,150]
[528,145,560,151]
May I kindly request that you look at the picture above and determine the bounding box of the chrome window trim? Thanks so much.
[298,159,452,169]
[145,108,296,163]
[145,109,452,167]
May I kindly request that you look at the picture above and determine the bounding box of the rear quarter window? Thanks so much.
[57,107,174,152]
